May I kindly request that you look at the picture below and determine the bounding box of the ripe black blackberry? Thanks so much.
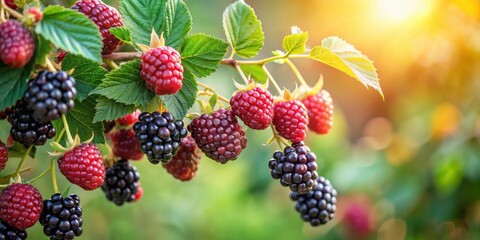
[133,111,187,164]
[290,177,337,226]
[0,219,27,240]
[9,100,56,146]
[40,193,83,240]
[24,71,77,123]
[101,159,140,206]
[268,142,318,194]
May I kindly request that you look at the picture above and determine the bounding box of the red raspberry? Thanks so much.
[0,20,35,68]
[301,90,333,134]
[58,143,106,190]
[72,0,124,54]
[344,201,375,238]
[25,7,43,23]
[0,183,43,230]
[230,87,274,130]
[5,0,17,10]
[110,129,143,161]
[272,100,309,143]
[188,108,247,164]
[116,109,141,126]
[163,136,202,181]
[140,46,184,95]
[0,140,7,171]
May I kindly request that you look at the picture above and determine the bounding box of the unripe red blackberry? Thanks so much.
[101,159,140,206]
[0,140,7,171]
[116,109,141,126]
[58,143,106,191]
[230,87,274,130]
[24,71,77,123]
[268,142,318,194]
[272,100,309,143]
[72,0,123,54]
[290,176,337,226]
[0,20,35,68]
[110,129,143,161]
[133,112,187,164]
[40,193,83,240]
[5,0,17,10]
[0,219,27,240]
[9,100,56,146]
[188,108,247,164]
[0,183,43,230]
[140,46,184,95]
[301,90,333,134]
[163,136,202,181]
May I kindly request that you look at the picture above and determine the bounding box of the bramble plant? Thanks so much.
[0,0,382,238]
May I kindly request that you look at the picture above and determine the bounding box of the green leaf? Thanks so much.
[52,96,105,144]
[223,0,264,58]
[139,96,162,112]
[109,27,134,45]
[309,37,383,98]
[90,60,155,106]
[93,97,136,123]
[33,35,54,66]
[160,70,197,119]
[208,93,218,109]
[120,0,167,46]
[180,33,228,78]
[162,0,192,49]
[35,6,102,62]
[62,55,108,100]
[240,64,267,84]
[283,29,308,55]
[0,62,33,110]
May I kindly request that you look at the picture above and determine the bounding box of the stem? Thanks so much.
[232,61,249,84]
[102,52,143,61]
[61,114,74,145]
[197,82,214,92]
[198,91,230,104]
[45,58,57,72]
[50,158,59,193]
[228,50,235,59]
[28,166,51,183]
[0,168,32,184]
[285,59,309,88]
[13,145,33,178]
[270,125,286,150]
[104,59,119,70]
[2,0,22,19]
[0,0,6,22]
[262,65,282,95]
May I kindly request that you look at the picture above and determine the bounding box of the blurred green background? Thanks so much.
[2,0,480,239]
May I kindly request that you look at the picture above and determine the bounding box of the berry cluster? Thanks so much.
[40,193,83,239]
[162,136,202,181]
[0,20,35,68]
[101,159,140,206]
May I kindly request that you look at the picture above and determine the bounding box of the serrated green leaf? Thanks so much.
[283,32,308,55]
[35,6,102,62]
[180,33,228,78]
[161,70,197,119]
[120,0,167,46]
[109,27,133,45]
[240,64,267,84]
[62,55,108,100]
[223,0,264,58]
[309,37,383,98]
[90,60,155,106]
[52,96,105,144]
[163,0,192,49]
[33,35,53,66]
[93,97,136,123]
[0,61,33,110]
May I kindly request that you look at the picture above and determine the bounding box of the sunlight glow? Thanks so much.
[377,0,423,23]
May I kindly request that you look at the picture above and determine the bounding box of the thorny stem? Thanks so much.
[1,0,22,19]
[13,145,33,178]
[285,59,309,88]
[62,114,74,145]
[263,65,282,95]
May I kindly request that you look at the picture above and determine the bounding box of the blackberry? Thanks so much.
[268,142,318,194]
[101,159,140,206]
[9,100,56,146]
[188,108,247,164]
[290,177,337,226]
[40,193,83,240]
[24,71,77,123]
[0,219,27,240]
[163,136,202,181]
[133,112,187,164]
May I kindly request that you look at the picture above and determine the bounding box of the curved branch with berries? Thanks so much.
[0,0,382,238]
